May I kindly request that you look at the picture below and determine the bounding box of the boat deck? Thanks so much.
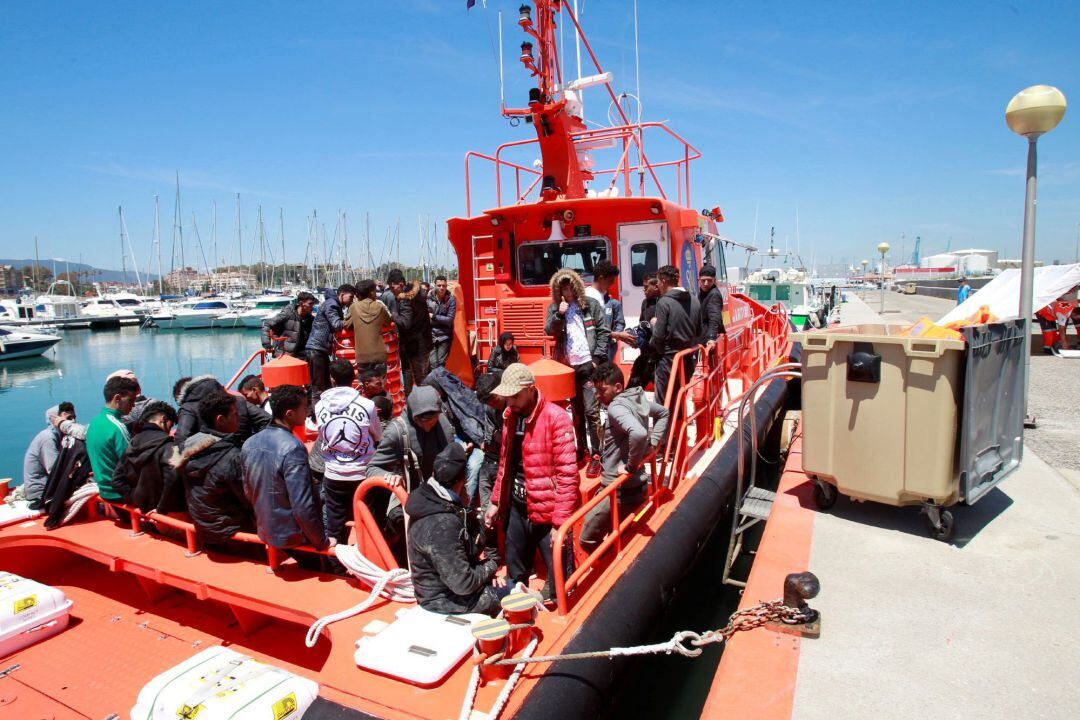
[703,294,1080,719]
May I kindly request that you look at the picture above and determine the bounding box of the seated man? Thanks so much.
[86,375,140,502]
[174,375,271,445]
[238,374,271,413]
[313,359,381,544]
[22,402,74,504]
[407,443,503,616]
[580,363,669,550]
[242,385,333,565]
[175,389,255,548]
[112,401,184,513]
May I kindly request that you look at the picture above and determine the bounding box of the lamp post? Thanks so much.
[1006,84,1067,427]
[876,242,891,313]
[860,259,869,299]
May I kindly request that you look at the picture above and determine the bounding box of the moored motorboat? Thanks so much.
[156,298,232,329]
[0,325,61,360]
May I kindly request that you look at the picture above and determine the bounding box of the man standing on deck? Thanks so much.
[580,363,669,550]
[626,273,662,389]
[85,375,140,502]
[312,359,381,544]
[242,384,333,568]
[650,264,702,405]
[698,264,726,348]
[428,275,456,369]
[585,260,626,363]
[545,268,609,476]
[261,292,316,360]
[348,280,392,369]
[484,363,580,603]
[306,284,357,401]
[390,273,433,393]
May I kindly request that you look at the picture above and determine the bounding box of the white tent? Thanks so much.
[938,263,1080,324]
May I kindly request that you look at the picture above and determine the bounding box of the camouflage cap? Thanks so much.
[489,363,535,396]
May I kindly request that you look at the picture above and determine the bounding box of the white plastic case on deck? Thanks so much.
[0,571,73,657]
[130,646,318,720]
[355,605,487,686]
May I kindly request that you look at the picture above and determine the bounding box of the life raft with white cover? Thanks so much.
[130,646,318,720]
[0,571,73,657]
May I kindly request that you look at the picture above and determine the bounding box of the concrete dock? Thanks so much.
[704,291,1080,719]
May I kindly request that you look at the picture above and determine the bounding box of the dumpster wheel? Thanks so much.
[811,479,838,510]
[922,503,956,543]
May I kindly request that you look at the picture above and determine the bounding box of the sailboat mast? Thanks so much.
[279,208,286,287]
[119,206,128,286]
[258,205,266,289]
[212,201,218,279]
[154,195,163,296]
[175,172,185,274]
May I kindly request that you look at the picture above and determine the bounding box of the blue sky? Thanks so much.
[1,0,1077,274]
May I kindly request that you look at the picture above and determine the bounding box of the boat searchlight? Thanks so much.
[518,4,532,27]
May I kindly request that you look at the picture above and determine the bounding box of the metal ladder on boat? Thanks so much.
[722,364,802,587]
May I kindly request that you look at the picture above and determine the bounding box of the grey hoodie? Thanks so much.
[366,386,455,493]
[601,386,670,486]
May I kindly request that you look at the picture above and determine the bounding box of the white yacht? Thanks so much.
[0,326,62,360]
[81,297,142,327]
[232,296,293,328]
[157,298,232,330]
[32,281,86,325]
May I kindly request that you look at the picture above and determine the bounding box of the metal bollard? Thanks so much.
[472,617,513,682]
[500,591,540,656]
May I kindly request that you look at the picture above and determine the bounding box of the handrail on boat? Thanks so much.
[351,478,411,572]
[552,339,730,614]
[225,349,267,390]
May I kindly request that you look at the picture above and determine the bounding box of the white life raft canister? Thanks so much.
[130,646,318,720]
[0,571,73,657]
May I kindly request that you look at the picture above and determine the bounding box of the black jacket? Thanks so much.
[174,431,254,544]
[486,334,519,372]
[174,375,272,446]
[41,436,93,527]
[699,285,725,342]
[391,283,433,357]
[307,289,346,354]
[261,303,314,358]
[112,426,184,513]
[650,288,702,355]
[405,480,499,615]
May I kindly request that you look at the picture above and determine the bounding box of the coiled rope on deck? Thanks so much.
[303,545,414,648]
[60,483,100,526]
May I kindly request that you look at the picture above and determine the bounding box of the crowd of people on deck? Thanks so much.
[20,260,727,616]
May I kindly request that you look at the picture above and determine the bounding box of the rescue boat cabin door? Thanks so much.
[616,220,669,364]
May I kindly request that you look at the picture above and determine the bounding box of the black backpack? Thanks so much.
[40,436,94,529]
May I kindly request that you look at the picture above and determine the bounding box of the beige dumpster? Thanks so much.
[794,325,966,509]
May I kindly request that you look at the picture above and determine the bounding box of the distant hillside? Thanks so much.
[0,258,158,284]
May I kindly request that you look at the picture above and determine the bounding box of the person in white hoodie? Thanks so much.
[312,358,381,543]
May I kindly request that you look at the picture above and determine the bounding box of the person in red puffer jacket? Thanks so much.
[484,363,580,602]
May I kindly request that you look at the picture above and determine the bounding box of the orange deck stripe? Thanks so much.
[700,436,815,720]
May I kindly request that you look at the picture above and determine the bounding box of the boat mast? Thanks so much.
[119,205,128,286]
[174,172,185,275]
[154,195,163,296]
[279,207,286,287]
[119,206,143,290]
[235,194,243,278]
[258,205,266,289]
[33,236,39,292]
[212,201,218,280]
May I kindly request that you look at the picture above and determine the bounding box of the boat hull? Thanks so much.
[0,337,61,360]
[512,376,790,719]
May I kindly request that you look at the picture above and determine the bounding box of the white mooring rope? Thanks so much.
[303,545,414,648]
[60,483,100,525]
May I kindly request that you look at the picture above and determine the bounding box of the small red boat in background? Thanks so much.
[0,3,794,718]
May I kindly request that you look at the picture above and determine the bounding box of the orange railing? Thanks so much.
[225,349,268,390]
[551,304,791,614]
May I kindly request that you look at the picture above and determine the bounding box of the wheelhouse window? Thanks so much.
[193,301,228,310]
[516,237,610,286]
[115,299,142,307]
[629,243,659,286]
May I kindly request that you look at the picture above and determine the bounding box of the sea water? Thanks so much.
[1,326,257,485]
